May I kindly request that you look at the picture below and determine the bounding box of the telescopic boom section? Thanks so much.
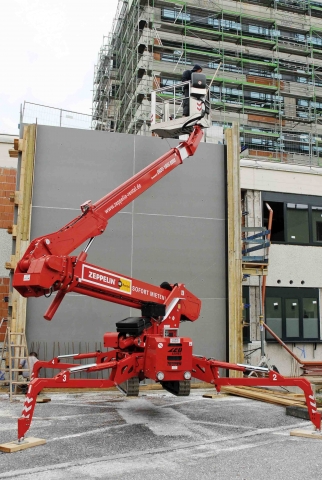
[13,126,204,300]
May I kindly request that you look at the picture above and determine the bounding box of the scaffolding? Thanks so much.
[92,0,128,131]
[93,0,322,166]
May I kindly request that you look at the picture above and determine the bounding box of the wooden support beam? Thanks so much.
[0,437,46,453]
[225,124,243,376]
[290,429,322,440]
[242,264,268,276]
[220,386,304,406]
[10,124,36,335]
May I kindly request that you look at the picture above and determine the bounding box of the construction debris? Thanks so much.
[204,386,310,407]
[204,386,322,439]
[36,396,51,403]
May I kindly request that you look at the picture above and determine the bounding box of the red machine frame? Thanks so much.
[13,125,321,441]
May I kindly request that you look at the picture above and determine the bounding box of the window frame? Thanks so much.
[265,287,321,343]
[262,192,322,246]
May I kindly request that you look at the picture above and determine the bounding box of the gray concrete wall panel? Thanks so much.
[33,127,134,212]
[134,136,226,220]
[0,230,11,277]
[180,298,226,360]
[131,215,225,300]
[26,126,227,362]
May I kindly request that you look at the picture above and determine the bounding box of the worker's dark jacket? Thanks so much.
[182,69,192,97]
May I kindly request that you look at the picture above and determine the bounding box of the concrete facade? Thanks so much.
[242,165,322,375]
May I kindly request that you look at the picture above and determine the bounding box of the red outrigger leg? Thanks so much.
[192,356,321,431]
[17,353,143,441]
[17,353,321,441]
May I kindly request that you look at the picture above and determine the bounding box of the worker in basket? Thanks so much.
[181,64,203,116]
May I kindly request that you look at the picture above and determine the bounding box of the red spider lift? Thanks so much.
[9,76,321,443]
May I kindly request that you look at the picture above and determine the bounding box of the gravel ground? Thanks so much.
[0,389,321,480]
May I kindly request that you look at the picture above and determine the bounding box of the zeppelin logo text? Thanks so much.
[81,265,131,294]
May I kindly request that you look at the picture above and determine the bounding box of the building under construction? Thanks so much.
[92,0,322,166]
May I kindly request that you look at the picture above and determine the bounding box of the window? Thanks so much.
[208,61,221,70]
[161,8,191,22]
[279,29,306,44]
[221,19,241,32]
[285,298,299,337]
[208,17,219,28]
[312,207,322,242]
[263,201,285,242]
[161,52,190,64]
[286,203,309,243]
[208,18,241,32]
[266,288,320,342]
[303,298,319,338]
[266,296,282,338]
[263,192,322,246]
[298,99,322,110]
[159,77,183,96]
[247,24,270,37]
[160,78,181,88]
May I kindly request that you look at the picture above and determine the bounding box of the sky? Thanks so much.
[0,0,120,134]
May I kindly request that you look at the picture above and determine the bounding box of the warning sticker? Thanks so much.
[81,265,132,295]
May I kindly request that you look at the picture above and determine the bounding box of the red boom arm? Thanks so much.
[13,126,203,319]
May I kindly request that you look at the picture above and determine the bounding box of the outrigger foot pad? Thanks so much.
[0,437,46,453]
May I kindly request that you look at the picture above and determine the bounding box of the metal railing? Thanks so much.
[150,81,189,125]
[22,102,93,130]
